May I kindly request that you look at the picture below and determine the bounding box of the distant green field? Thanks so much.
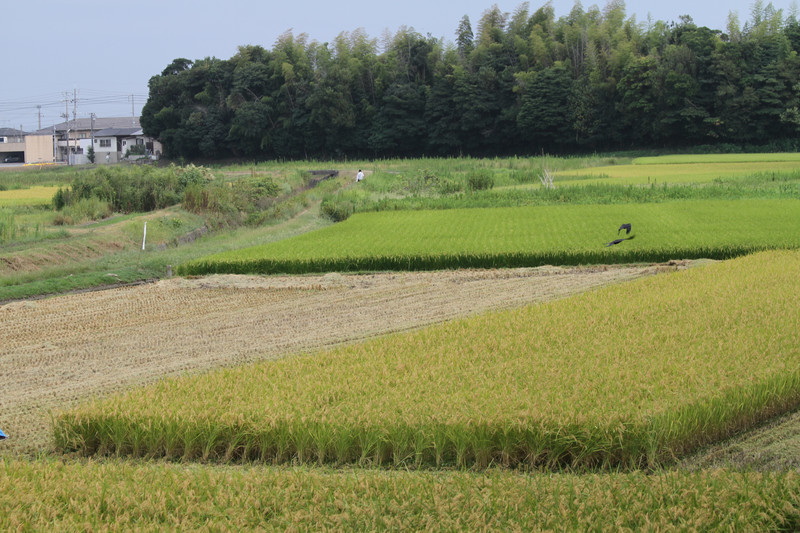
[180,199,800,275]
[557,161,800,186]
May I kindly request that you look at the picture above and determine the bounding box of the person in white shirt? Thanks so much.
[356,169,364,182]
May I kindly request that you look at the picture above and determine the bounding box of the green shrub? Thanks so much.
[467,171,494,191]
[51,187,72,210]
[172,164,215,188]
[402,169,446,196]
[321,198,354,222]
[53,197,113,225]
[437,178,463,194]
[232,176,280,209]
[183,183,236,216]
[53,164,215,215]
[124,144,148,157]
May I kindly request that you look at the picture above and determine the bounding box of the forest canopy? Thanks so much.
[140,1,800,160]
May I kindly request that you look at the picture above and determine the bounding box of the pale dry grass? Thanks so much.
[0,262,693,455]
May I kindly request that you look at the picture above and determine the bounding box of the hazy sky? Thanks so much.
[2,0,793,131]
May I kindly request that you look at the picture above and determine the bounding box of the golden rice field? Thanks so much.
[0,263,666,456]
[2,459,799,531]
[0,185,60,206]
[556,161,800,185]
[54,250,800,469]
[632,153,800,164]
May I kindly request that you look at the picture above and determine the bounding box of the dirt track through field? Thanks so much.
[1,263,695,455]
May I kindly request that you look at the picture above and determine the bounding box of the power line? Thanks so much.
[0,89,148,131]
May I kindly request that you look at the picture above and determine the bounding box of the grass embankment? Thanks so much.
[56,250,800,469]
[179,199,800,275]
[2,459,799,530]
[0,163,337,301]
[0,205,330,302]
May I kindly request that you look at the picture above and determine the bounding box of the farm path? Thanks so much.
[1,262,690,455]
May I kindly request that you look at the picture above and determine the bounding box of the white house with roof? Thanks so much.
[33,117,161,164]
[93,126,162,164]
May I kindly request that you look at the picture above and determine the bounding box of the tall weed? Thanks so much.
[0,209,16,242]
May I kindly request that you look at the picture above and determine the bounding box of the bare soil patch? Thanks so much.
[1,262,697,455]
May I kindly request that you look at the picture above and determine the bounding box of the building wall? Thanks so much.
[151,139,163,158]
[93,137,119,164]
[24,135,55,163]
[0,140,25,155]
[93,135,160,162]
[93,137,116,153]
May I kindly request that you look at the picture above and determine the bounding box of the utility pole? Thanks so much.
[37,105,42,130]
[130,94,135,125]
[63,92,70,164]
[73,87,78,158]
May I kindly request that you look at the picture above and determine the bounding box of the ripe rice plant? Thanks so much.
[179,199,800,275]
[2,459,800,530]
[56,250,800,470]
[558,160,800,186]
[0,185,61,207]
[632,153,800,164]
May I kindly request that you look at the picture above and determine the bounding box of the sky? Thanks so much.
[2,0,794,132]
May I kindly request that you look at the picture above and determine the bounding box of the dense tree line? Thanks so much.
[141,1,800,159]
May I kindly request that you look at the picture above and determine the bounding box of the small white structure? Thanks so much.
[33,117,160,164]
[93,127,161,164]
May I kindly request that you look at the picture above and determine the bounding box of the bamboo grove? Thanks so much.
[142,1,800,160]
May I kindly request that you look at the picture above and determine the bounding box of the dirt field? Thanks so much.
[1,262,694,455]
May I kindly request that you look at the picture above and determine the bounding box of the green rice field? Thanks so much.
[179,199,800,275]
[56,250,800,469]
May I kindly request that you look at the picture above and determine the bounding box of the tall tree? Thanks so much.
[456,15,474,59]
[517,63,574,150]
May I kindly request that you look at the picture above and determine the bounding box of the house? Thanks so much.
[32,117,160,164]
[0,127,53,164]
[93,126,162,164]
[0,128,27,163]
